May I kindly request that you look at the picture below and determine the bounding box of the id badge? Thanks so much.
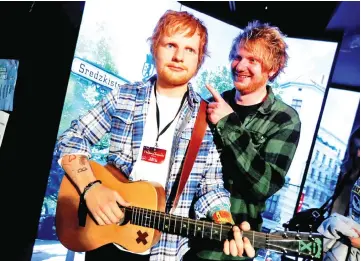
[141,146,166,164]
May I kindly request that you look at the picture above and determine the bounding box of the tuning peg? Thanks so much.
[308,225,315,241]
[295,224,301,240]
[282,223,289,238]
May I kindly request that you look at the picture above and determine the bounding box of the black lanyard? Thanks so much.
[154,85,187,147]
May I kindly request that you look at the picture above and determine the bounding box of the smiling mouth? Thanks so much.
[234,74,251,79]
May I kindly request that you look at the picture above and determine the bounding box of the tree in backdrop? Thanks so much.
[196,65,233,99]
[39,22,117,240]
[196,65,283,102]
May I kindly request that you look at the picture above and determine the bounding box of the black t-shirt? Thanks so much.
[228,95,262,123]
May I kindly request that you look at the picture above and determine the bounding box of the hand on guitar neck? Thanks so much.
[61,154,131,226]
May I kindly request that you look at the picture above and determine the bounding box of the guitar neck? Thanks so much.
[124,206,324,260]
[124,206,267,249]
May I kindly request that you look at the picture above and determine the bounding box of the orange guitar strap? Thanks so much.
[170,100,208,213]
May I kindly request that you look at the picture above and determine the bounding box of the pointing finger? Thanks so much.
[206,84,223,102]
[207,102,219,109]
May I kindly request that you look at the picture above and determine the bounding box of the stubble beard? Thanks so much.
[158,67,192,87]
[233,74,268,95]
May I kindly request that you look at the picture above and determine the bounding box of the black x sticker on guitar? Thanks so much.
[136,230,148,245]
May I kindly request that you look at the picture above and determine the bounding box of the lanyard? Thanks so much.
[154,85,187,147]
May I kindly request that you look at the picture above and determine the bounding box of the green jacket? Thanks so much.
[196,86,301,260]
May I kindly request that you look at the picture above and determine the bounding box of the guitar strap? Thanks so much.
[170,99,208,214]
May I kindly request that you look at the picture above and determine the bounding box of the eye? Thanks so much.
[233,55,242,62]
[186,48,196,54]
[166,43,175,48]
[249,58,259,64]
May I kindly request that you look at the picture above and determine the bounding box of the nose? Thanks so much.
[234,58,248,71]
[172,48,184,63]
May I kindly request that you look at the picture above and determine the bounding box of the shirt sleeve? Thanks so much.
[216,111,301,201]
[55,87,120,159]
[193,142,231,219]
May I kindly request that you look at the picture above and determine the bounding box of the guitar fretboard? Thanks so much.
[123,206,267,249]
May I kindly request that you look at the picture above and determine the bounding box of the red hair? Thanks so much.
[229,20,288,81]
[149,10,209,71]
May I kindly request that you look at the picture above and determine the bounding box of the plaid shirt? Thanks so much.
[197,86,301,260]
[56,75,230,261]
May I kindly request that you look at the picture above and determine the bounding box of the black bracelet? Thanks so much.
[78,180,101,227]
[81,180,102,200]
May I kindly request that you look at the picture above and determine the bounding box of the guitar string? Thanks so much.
[266,243,318,258]
[127,207,315,240]
[127,208,318,255]
[127,221,312,245]
[125,207,316,241]
[123,217,317,256]
[128,222,313,247]
[126,215,314,257]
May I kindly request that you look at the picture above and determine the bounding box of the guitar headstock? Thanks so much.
[266,224,323,261]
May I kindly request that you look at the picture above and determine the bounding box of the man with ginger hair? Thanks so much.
[186,21,301,260]
[55,10,255,261]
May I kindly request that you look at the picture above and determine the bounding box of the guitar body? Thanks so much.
[55,161,166,253]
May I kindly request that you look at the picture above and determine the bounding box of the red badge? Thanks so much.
[141,146,166,164]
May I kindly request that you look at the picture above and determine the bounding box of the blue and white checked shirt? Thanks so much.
[56,75,230,260]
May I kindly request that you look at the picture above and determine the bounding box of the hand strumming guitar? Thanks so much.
[61,154,130,225]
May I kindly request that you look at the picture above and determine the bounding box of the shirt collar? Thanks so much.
[258,85,275,115]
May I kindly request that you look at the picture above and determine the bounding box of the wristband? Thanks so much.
[78,180,101,227]
[81,180,102,200]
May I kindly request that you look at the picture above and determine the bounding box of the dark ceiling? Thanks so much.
[0,1,359,88]
[179,1,341,39]
[179,1,360,89]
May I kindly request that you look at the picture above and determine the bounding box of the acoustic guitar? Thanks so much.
[56,160,323,260]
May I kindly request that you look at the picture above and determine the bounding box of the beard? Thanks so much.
[156,64,194,87]
[232,72,269,95]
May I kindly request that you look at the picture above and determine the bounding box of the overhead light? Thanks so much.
[229,1,236,12]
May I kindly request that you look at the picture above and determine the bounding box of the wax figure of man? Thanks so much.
[186,20,301,260]
[56,10,256,261]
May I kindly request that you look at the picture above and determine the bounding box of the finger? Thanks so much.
[229,239,238,257]
[93,214,105,226]
[102,205,120,224]
[243,237,255,258]
[114,192,131,207]
[206,84,223,102]
[207,108,214,114]
[96,210,112,225]
[233,226,244,256]
[223,239,230,255]
[110,201,125,222]
[207,102,219,109]
[240,221,251,231]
